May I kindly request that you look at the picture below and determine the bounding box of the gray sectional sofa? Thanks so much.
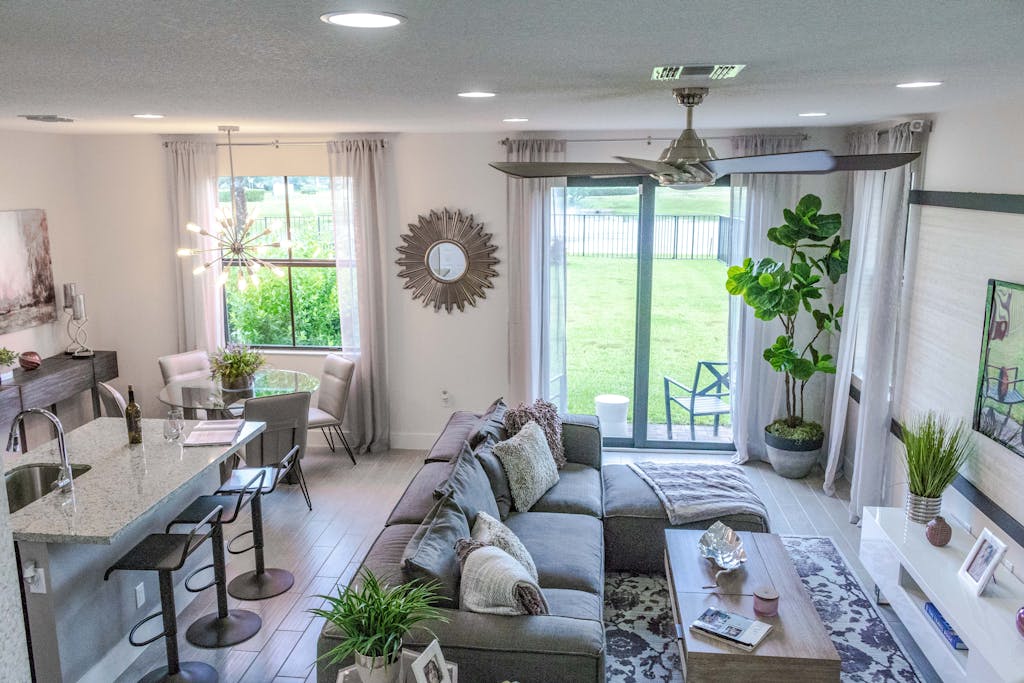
[316,406,769,683]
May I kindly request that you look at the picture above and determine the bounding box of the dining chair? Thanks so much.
[97,381,126,418]
[307,354,357,464]
[158,349,211,385]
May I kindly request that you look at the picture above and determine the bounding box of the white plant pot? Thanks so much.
[353,651,399,683]
[0,363,15,383]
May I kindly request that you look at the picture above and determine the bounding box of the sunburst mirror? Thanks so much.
[396,208,499,313]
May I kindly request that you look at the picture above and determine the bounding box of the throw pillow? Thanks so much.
[454,539,548,616]
[503,399,566,468]
[492,421,559,512]
[401,494,471,608]
[435,443,500,524]
[468,397,509,448]
[473,437,513,520]
[471,511,539,581]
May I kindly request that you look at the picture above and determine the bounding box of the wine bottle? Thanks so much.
[125,385,143,445]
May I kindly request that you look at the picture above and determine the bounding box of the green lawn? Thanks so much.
[576,185,731,216]
[565,256,730,426]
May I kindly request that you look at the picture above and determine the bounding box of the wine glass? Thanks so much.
[164,409,185,441]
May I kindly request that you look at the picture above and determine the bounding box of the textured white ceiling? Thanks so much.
[0,0,1021,134]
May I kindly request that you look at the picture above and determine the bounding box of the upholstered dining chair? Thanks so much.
[157,349,211,385]
[238,391,312,508]
[97,381,126,418]
[308,354,357,464]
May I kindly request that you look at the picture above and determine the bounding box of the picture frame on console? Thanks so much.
[958,527,1007,595]
[409,640,451,683]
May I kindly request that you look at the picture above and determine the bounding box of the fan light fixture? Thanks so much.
[320,11,404,28]
[458,91,496,98]
[798,112,828,117]
[896,81,942,88]
[176,126,294,291]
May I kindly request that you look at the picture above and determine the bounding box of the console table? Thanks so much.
[860,506,1024,683]
[0,351,118,445]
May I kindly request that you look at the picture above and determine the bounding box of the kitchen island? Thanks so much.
[4,417,265,683]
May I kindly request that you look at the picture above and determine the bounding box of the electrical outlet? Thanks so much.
[440,389,450,407]
[135,583,145,609]
[25,566,46,594]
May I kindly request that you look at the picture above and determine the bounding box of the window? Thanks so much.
[221,176,343,348]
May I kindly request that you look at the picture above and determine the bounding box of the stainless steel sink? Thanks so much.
[5,464,92,514]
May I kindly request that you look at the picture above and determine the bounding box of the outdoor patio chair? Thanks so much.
[664,360,730,441]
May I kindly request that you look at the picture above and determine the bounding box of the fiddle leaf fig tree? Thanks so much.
[726,194,849,442]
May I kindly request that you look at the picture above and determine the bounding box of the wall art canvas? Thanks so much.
[0,209,58,334]
[974,279,1024,457]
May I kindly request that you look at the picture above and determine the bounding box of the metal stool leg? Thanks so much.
[335,425,357,465]
[185,524,262,648]
[227,492,294,600]
[139,570,218,683]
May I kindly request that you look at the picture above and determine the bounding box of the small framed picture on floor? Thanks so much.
[410,640,451,683]
[958,527,1007,595]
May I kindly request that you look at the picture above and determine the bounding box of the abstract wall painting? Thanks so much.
[0,209,58,334]
[974,279,1024,457]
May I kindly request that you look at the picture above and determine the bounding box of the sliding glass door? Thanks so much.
[562,177,733,449]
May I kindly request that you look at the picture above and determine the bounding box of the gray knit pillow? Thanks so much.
[454,540,548,616]
[503,399,565,468]
[492,421,559,512]
[472,511,538,581]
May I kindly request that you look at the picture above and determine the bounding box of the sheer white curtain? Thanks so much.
[506,139,568,407]
[164,138,223,352]
[824,123,918,521]
[327,138,392,453]
[728,135,802,463]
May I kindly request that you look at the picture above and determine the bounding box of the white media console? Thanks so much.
[860,506,1024,683]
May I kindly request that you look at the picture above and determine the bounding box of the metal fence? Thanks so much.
[561,213,735,262]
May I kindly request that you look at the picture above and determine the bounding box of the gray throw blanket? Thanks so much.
[628,461,769,526]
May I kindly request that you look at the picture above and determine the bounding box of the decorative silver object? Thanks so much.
[698,521,747,588]
[396,208,499,313]
[906,492,942,524]
[62,283,94,358]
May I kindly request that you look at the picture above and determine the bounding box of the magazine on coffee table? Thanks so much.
[183,419,245,447]
[690,607,772,651]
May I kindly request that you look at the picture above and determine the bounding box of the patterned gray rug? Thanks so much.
[604,535,923,683]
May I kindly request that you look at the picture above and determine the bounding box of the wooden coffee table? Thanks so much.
[664,529,840,682]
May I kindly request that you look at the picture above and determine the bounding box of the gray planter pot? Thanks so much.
[906,492,942,524]
[764,428,823,479]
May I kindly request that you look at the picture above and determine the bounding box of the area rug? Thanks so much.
[604,535,922,683]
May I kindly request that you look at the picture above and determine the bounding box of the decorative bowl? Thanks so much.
[697,521,747,570]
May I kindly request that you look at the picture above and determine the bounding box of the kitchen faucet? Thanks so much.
[6,409,74,494]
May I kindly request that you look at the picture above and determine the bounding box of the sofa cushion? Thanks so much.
[425,411,480,463]
[457,542,549,616]
[386,461,455,526]
[472,511,538,581]
[504,399,566,468]
[530,463,602,517]
[358,524,419,581]
[542,588,603,622]
[494,421,559,512]
[474,438,513,520]
[468,397,508,448]
[401,495,470,608]
[504,511,603,595]
[437,445,500,524]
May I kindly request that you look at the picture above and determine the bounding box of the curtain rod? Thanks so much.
[500,133,808,145]
[161,140,330,148]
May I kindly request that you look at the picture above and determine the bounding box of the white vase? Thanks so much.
[353,652,399,683]
[0,363,15,383]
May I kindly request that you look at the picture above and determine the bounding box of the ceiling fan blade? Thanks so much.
[831,152,921,171]
[703,150,836,176]
[489,161,646,178]
[613,156,682,176]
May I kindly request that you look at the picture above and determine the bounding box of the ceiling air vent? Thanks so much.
[651,65,746,81]
[18,114,75,123]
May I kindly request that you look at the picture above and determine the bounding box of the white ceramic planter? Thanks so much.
[353,652,399,683]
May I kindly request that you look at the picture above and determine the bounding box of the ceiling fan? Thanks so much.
[490,87,919,188]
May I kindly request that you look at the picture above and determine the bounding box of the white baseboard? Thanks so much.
[390,432,437,450]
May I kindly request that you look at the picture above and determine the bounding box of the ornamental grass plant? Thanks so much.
[209,343,265,383]
[901,411,974,498]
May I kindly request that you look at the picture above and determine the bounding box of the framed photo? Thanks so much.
[410,640,451,683]
[958,527,1007,595]
[973,279,1024,458]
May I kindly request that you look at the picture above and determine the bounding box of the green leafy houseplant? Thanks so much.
[310,570,447,675]
[209,344,265,384]
[725,194,849,444]
[902,412,974,499]
[0,348,17,366]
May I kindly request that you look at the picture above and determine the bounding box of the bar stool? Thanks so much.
[104,506,223,683]
[166,470,266,648]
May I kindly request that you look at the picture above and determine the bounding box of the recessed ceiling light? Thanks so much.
[458,91,496,98]
[503,117,529,123]
[133,113,164,119]
[320,11,404,28]
[798,112,828,117]
[896,81,942,88]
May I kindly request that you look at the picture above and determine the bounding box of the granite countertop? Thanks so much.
[3,417,265,545]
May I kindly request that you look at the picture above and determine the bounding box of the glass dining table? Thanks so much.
[158,368,320,419]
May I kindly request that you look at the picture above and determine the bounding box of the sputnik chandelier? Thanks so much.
[176,125,294,290]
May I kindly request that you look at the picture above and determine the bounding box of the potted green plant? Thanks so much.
[0,347,17,383]
[725,194,848,478]
[310,570,447,683]
[209,344,265,393]
[901,412,974,523]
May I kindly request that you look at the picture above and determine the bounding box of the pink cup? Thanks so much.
[754,586,779,617]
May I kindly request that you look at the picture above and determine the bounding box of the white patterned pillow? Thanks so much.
[472,511,538,581]
[455,541,549,616]
[492,421,559,512]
